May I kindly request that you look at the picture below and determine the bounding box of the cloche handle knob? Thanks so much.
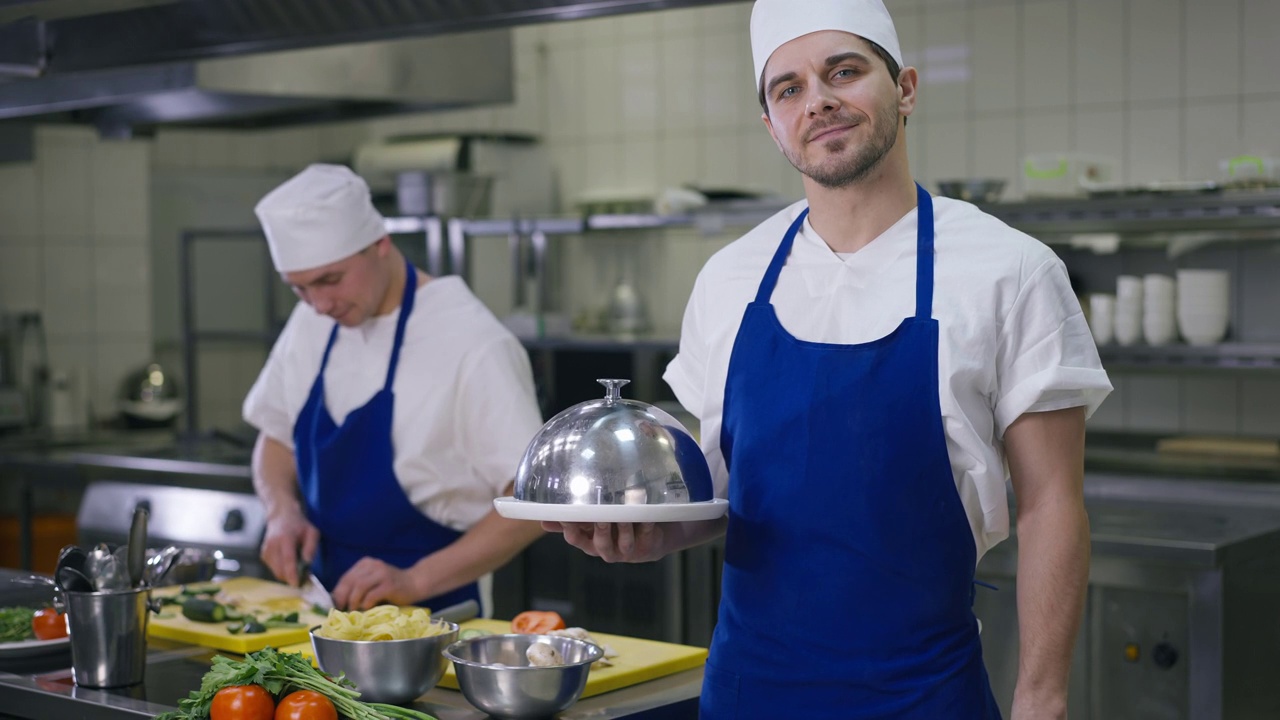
[597,378,631,403]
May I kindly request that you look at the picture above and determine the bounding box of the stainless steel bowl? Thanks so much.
[444,634,603,719]
[514,379,713,505]
[936,179,1005,203]
[310,622,459,704]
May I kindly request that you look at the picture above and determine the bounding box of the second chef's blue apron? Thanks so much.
[294,258,480,611]
[702,185,1000,718]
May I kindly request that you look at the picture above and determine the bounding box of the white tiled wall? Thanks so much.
[3,0,1280,436]
[0,126,153,424]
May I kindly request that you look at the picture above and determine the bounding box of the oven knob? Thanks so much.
[1152,641,1179,669]
[223,508,245,533]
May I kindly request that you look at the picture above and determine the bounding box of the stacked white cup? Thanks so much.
[1088,293,1115,345]
[1114,275,1143,346]
[1142,274,1177,345]
[1176,269,1230,345]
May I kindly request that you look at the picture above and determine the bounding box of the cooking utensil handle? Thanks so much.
[128,505,149,587]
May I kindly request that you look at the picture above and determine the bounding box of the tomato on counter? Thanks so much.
[31,608,68,641]
[511,610,566,634]
[210,685,275,720]
[274,690,337,720]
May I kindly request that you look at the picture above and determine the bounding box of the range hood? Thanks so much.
[0,0,736,137]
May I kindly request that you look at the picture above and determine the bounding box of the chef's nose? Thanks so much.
[806,85,840,116]
[310,289,335,314]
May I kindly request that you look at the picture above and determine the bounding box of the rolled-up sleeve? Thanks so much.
[993,258,1112,436]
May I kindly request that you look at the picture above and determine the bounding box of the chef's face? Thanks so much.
[760,31,916,189]
[283,238,391,327]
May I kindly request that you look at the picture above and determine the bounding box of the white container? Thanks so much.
[1175,269,1230,345]
[1088,294,1115,346]
[1024,153,1117,197]
[1219,155,1280,184]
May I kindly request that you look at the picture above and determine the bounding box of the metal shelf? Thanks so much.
[1098,343,1280,371]
[980,189,1280,236]
[518,334,679,353]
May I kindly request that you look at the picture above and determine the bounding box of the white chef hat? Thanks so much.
[254,164,387,273]
[751,0,904,93]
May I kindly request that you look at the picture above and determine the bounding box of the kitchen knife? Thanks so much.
[297,557,334,612]
[432,598,480,624]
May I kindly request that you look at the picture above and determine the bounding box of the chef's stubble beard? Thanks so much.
[786,102,902,189]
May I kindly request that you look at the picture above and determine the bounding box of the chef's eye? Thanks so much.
[779,86,799,99]
[834,68,857,79]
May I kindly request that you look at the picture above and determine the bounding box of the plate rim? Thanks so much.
[0,635,70,656]
[493,496,728,522]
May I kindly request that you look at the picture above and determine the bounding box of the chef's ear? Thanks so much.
[897,66,919,119]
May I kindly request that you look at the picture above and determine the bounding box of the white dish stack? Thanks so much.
[1176,269,1231,345]
[1114,275,1144,346]
[1142,274,1177,345]
[1088,293,1116,346]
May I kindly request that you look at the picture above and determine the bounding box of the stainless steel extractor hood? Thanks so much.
[0,0,739,137]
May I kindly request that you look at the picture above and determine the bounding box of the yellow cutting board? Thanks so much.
[149,577,329,654]
[278,619,707,699]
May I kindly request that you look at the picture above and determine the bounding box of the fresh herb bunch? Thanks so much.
[154,647,437,720]
[0,607,36,643]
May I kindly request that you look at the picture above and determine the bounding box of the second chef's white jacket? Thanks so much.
[244,276,544,532]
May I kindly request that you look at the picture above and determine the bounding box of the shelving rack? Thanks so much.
[177,189,1280,427]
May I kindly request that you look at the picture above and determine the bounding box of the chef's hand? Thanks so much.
[542,522,666,563]
[332,557,420,610]
[260,509,319,587]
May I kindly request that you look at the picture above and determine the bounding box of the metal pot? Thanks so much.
[117,362,183,428]
[513,379,713,506]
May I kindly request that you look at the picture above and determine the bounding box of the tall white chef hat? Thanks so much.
[751,0,904,93]
[254,164,387,273]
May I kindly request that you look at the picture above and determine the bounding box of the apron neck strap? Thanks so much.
[914,182,934,320]
[754,209,808,304]
[384,257,418,391]
[316,257,420,391]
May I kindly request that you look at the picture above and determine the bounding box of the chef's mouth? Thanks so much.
[807,123,856,143]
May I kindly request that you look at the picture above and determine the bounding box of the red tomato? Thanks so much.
[274,690,337,720]
[511,610,566,634]
[31,608,68,641]
[210,685,275,720]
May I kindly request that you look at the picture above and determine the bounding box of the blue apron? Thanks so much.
[293,259,480,611]
[703,185,1000,719]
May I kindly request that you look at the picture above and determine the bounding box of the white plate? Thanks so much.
[0,636,70,659]
[494,497,729,523]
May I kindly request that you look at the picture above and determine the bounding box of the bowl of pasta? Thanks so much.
[310,605,459,704]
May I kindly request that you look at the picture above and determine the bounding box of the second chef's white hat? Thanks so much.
[254,164,387,273]
[750,0,903,93]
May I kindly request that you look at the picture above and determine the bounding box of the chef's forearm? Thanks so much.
[1004,407,1089,718]
[251,433,302,519]
[409,508,544,601]
[1012,490,1089,714]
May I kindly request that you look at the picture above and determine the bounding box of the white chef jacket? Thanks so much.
[243,276,544,532]
[664,197,1112,559]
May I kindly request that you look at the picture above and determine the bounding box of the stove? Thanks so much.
[76,480,269,580]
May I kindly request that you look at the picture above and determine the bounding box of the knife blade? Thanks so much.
[296,556,334,613]
[300,571,335,613]
[432,598,480,624]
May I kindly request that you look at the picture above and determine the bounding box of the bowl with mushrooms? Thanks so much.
[443,633,603,719]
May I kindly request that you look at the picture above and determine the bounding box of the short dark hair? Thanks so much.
[758,39,906,127]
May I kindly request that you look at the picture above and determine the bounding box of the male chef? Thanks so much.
[545,1,1111,717]
[244,164,544,612]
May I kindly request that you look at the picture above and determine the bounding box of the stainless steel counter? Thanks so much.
[0,571,700,720]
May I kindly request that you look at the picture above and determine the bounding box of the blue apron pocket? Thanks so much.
[699,661,740,719]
